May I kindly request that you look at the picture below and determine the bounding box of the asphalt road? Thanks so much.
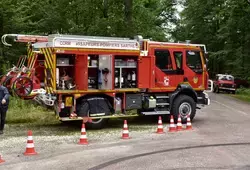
[1,92,250,170]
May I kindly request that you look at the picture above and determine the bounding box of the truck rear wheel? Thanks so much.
[172,94,196,123]
[86,110,109,129]
[77,97,112,129]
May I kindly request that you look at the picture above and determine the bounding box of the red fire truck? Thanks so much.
[1,34,211,129]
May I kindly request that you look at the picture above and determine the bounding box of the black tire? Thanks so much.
[87,117,109,129]
[213,84,216,93]
[77,98,111,129]
[172,95,196,123]
[216,86,220,93]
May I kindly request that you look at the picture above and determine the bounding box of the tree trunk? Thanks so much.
[103,0,108,18]
[124,0,133,37]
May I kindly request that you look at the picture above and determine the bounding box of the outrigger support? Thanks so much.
[1,34,48,46]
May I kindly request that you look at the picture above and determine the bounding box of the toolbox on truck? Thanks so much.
[125,94,142,110]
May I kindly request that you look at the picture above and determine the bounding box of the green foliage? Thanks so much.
[236,88,250,95]
[0,0,177,73]
[233,94,250,103]
[229,88,250,103]
[172,0,250,79]
[2,0,249,81]
[6,96,54,124]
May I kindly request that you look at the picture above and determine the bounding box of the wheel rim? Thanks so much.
[13,77,33,97]
[179,102,192,119]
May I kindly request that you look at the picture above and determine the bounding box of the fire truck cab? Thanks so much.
[2,34,211,129]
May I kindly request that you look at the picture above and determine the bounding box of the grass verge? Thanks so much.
[5,97,159,137]
[7,97,56,124]
[230,94,250,103]
[230,88,250,103]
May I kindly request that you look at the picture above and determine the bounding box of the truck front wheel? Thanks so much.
[172,95,196,123]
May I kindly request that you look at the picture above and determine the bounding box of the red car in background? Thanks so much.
[213,74,236,94]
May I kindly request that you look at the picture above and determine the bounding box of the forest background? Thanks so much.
[1,0,250,80]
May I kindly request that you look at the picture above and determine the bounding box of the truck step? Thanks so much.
[141,111,170,115]
[156,103,169,106]
[155,96,169,99]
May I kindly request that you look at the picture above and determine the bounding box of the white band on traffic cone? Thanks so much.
[170,124,175,127]
[80,135,87,139]
[27,136,33,140]
[158,125,163,129]
[26,143,35,148]
[123,130,129,134]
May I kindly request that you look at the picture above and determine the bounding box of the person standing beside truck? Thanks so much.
[0,85,10,135]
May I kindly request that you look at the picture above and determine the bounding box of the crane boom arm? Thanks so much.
[1,34,48,46]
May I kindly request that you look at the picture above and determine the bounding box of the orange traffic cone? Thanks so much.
[0,155,5,163]
[23,130,37,156]
[156,116,165,134]
[78,122,88,145]
[177,114,183,131]
[186,115,193,130]
[121,120,130,139]
[168,115,177,132]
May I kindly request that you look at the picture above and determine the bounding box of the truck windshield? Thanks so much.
[219,75,234,81]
